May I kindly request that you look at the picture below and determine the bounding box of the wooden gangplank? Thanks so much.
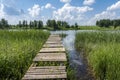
[22,34,67,80]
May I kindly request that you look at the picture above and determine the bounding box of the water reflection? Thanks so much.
[51,30,94,80]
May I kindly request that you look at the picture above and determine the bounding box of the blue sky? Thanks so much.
[0,0,120,25]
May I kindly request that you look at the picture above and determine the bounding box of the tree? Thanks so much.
[57,21,62,27]
[52,20,57,30]
[19,21,22,28]
[112,20,120,28]
[46,20,51,27]
[34,20,38,28]
[62,21,69,28]
[0,18,9,29]
[29,21,33,29]
[96,19,111,28]
[75,23,78,28]
[0,21,2,29]
[38,20,43,29]
[25,20,28,28]
[22,20,26,27]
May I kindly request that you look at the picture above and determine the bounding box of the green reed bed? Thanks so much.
[75,31,120,80]
[0,30,49,80]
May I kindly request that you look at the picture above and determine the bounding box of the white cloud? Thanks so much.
[53,3,93,25]
[87,1,120,25]
[60,0,71,3]
[87,11,116,25]
[83,0,95,6]
[45,3,55,9]
[0,3,45,25]
[0,4,5,17]
[28,4,41,17]
[107,1,120,11]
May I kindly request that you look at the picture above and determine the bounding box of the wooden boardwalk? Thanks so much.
[22,34,67,80]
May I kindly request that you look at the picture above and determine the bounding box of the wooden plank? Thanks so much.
[30,66,66,69]
[27,69,66,73]
[22,74,67,80]
[22,34,67,80]
[22,66,67,80]
[47,39,61,42]
[45,41,62,44]
[26,72,66,75]
[48,37,61,39]
[27,66,66,74]
[43,44,63,48]
[39,48,65,53]
[33,53,67,62]
[49,35,60,37]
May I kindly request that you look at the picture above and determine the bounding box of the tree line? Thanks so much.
[46,20,78,30]
[0,19,9,29]
[18,20,43,29]
[0,18,78,30]
[96,19,120,28]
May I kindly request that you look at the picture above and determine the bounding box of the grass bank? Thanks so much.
[75,31,120,80]
[0,30,49,80]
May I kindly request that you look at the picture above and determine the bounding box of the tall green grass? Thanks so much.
[75,31,120,80]
[0,30,49,80]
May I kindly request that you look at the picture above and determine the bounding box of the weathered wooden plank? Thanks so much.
[22,74,67,80]
[26,72,66,75]
[49,35,60,37]
[48,37,61,39]
[30,66,66,69]
[33,53,67,62]
[45,41,62,44]
[39,48,65,53]
[22,66,67,80]
[43,44,63,48]
[27,70,66,73]
[22,34,67,80]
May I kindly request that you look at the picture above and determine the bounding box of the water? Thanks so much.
[51,30,94,80]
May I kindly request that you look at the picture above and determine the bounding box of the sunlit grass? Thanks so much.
[75,31,120,80]
[0,30,49,80]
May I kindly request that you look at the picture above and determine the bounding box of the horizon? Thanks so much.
[0,0,120,25]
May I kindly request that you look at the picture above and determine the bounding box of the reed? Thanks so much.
[0,30,49,80]
[75,31,120,80]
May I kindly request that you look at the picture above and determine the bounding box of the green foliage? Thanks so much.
[75,23,78,29]
[0,30,49,80]
[0,18,9,29]
[18,20,43,29]
[46,20,72,30]
[46,19,59,30]
[96,19,120,28]
[75,31,120,80]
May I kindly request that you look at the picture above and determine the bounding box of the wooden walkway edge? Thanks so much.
[22,34,67,80]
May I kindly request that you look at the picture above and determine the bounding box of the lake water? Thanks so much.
[51,30,95,80]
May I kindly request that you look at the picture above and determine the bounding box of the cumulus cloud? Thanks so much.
[83,0,95,6]
[45,3,55,9]
[0,4,24,16]
[0,4,5,17]
[87,1,120,25]
[60,0,71,3]
[87,11,116,25]
[53,3,93,24]
[107,1,120,11]
[28,4,41,17]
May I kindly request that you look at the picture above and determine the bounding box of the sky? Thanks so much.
[0,0,120,25]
